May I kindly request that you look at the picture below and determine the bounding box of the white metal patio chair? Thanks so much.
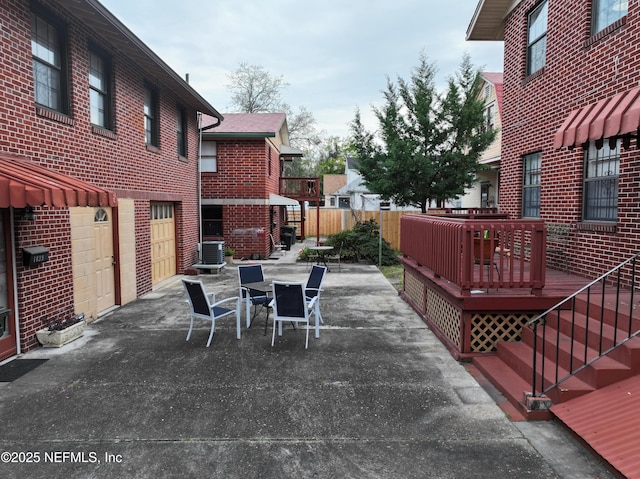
[269,281,318,349]
[270,233,286,257]
[182,279,241,347]
[238,264,271,329]
[305,265,327,331]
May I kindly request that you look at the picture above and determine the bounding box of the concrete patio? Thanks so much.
[0,244,614,478]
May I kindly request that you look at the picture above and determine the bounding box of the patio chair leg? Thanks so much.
[264,307,270,336]
[206,320,216,347]
[186,319,194,342]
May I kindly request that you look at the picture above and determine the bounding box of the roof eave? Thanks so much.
[201,132,276,139]
[466,0,518,41]
[64,0,222,120]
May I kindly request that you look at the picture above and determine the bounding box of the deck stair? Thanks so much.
[474,262,640,420]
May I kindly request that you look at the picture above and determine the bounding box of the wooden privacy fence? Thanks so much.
[289,209,420,251]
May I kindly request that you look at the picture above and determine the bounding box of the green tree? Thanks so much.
[315,136,350,175]
[349,52,495,213]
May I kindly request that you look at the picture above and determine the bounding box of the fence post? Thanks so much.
[379,202,391,267]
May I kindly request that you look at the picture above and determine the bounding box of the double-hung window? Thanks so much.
[89,48,112,129]
[484,104,495,131]
[523,152,541,218]
[144,84,159,146]
[201,141,217,172]
[177,107,187,157]
[31,9,69,113]
[592,0,627,35]
[527,1,548,76]
[583,140,619,222]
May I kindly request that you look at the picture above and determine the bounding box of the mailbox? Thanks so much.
[23,246,49,267]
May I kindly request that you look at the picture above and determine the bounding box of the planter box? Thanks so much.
[36,320,86,347]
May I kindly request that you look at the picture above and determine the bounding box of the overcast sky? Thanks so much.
[99,0,503,138]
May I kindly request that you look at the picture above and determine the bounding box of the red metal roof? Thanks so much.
[0,153,117,208]
[551,374,640,478]
[554,87,640,149]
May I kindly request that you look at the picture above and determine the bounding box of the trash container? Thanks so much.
[280,226,296,250]
[281,233,292,250]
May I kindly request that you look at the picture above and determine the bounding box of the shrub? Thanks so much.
[325,219,399,266]
[298,247,314,262]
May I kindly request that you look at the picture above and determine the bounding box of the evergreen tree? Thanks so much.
[350,52,495,212]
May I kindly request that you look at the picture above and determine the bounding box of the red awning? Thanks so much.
[0,154,117,208]
[553,87,640,149]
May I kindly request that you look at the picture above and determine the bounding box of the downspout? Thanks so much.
[197,113,222,262]
[197,112,203,261]
[9,208,20,355]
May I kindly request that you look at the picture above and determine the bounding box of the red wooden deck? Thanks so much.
[403,254,591,312]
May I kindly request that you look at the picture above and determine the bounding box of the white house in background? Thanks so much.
[456,72,503,209]
[337,72,503,213]
[332,157,411,211]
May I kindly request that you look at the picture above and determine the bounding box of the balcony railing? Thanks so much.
[400,214,547,295]
[280,177,320,200]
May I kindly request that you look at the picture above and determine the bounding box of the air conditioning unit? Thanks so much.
[201,241,224,265]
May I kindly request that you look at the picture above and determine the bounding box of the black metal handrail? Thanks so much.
[528,253,640,397]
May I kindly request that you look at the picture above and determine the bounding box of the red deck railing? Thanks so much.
[400,214,547,295]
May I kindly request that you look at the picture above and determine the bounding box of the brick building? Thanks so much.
[199,113,304,260]
[0,0,222,360]
[468,0,640,279]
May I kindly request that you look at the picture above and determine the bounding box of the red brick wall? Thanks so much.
[500,0,640,279]
[14,211,75,352]
[0,0,204,352]
[201,138,284,258]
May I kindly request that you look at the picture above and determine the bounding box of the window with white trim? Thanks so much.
[527,1,547,76]
[201,141,217,172]
[522,152,541,218]
[484,104,496,131]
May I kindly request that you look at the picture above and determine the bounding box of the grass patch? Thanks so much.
[379,263,404,291]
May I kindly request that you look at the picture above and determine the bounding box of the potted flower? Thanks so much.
[224,248,235,264]
[36,312,86,348]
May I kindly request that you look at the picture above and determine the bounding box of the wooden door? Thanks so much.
[150,203,176,284]
[94,208,115,313]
